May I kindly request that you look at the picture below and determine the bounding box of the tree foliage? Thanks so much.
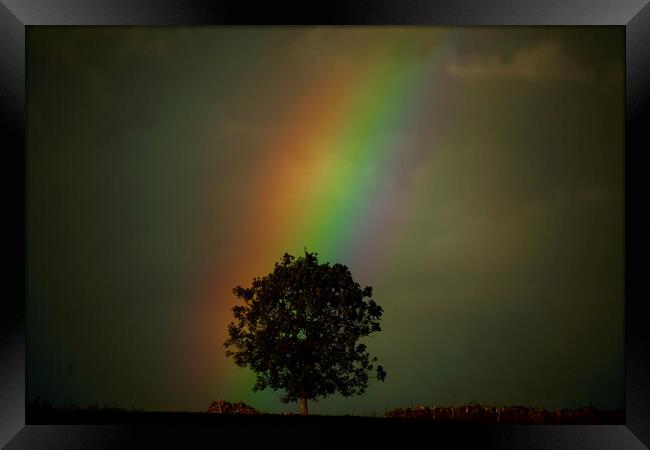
[223,250,386,410]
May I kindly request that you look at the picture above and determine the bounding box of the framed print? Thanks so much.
[2,1,649,448]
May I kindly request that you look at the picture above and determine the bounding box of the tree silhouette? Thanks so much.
[224,249,386,415]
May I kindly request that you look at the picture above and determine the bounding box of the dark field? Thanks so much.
[27,399,624,425]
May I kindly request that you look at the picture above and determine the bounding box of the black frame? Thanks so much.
[2,1,649,448]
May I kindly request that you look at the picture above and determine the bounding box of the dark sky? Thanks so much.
[26,26,624,414]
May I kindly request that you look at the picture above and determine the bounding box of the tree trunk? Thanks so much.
[300,398,308,415]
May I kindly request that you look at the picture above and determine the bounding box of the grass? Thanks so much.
[27,398,624,425]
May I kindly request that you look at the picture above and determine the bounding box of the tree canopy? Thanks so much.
[223,249,386,414]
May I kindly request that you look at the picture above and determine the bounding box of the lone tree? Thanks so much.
[224,249,386,415]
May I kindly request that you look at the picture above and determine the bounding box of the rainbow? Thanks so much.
[184,28,455,409]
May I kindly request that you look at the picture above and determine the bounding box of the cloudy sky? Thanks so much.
[27,26,624,415]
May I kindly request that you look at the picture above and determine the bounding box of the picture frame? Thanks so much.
[2,1,648,448]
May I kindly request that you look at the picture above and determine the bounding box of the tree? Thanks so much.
[224,249,386,415]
